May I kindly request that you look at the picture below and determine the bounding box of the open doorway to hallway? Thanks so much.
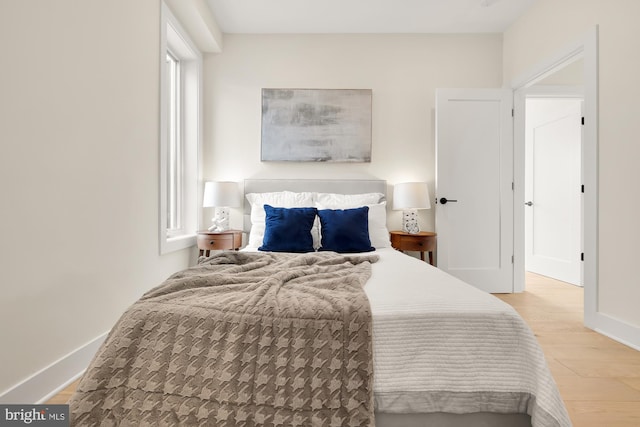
[524,96,583,287]
[522,59,585,289]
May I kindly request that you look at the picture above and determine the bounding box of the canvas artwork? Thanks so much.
[261,88,372,162]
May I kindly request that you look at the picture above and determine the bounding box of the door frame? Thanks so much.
[512,26,598,329]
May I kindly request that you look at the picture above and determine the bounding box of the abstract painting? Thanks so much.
[261,89,372,162]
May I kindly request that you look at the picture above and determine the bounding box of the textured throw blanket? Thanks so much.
[70,251,378,426]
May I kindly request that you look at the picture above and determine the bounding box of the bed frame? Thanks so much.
[243,178,388,198]
[241,178,532,427]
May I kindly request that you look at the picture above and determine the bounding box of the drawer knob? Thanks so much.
[209,240,215,245]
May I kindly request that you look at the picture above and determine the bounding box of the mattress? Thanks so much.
[363,248,570,426]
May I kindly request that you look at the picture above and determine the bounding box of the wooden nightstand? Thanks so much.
[390,231,437,265]
[197,230,243,257]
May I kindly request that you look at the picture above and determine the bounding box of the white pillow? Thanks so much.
[366,202,392,248]
[316,192,384,207]
[245,191,316,249]
[316,201,391,249]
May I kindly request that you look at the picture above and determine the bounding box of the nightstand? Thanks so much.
[197,230,243,257]
[390,231,437,265]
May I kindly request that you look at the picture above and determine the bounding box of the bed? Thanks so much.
[69,179,571,427]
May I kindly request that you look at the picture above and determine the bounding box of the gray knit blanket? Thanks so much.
[69,251,378,426]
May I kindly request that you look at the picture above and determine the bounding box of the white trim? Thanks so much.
[163,0,223,53]
[0,332,108,404]
[513,88,526,293]
[523,85,584,98]
[581,26,599,329]
[595,313,640,352]
[512,27,601,332]
[163,233,197,253]
[160,2,202,255]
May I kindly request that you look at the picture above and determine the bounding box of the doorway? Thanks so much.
[512,27,598,329]
[524,92,583,287]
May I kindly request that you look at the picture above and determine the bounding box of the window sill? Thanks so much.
[160,233,196,255]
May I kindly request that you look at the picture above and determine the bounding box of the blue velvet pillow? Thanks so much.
[318,206,375,253]
[259,205,317,253]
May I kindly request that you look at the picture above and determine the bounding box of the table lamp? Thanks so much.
[203,181,241,232]
[393,182,431,234]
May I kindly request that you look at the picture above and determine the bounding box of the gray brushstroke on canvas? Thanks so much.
[261,89,372,162]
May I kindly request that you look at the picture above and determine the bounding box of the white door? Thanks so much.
[436,89,513,293]
[525,98,582,286]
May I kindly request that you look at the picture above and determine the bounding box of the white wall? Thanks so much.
[203,34,503,231]
[504,0,640,329]
[0,0,193,398]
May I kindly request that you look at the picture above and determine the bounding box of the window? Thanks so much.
[160,3,201,254]
[166,51,182,236]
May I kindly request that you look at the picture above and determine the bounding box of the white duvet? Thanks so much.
[365,248,571,427]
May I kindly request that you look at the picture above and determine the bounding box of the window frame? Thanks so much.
[159,3,202,254]
[165,49,183,237]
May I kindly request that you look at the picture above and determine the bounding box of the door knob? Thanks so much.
[525,201,533,206]
[439,197,458,205]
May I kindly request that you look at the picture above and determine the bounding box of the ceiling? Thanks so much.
[206,0,537,34]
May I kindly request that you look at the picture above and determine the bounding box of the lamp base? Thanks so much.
[402,209,420,234]
[208,207,230,232]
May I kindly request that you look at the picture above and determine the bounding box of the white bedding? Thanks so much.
[239,246,570,426]
[365,248,571,427]
[238,181,571,426]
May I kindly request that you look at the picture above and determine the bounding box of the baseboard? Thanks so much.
[0,332,108,404]
[595,312,640,351]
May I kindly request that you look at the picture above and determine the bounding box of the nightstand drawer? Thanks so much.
[197,233,235,250]
[395,236,436,252]
[197,230,243,257]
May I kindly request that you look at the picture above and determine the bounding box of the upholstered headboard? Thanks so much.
[242,179,387,231]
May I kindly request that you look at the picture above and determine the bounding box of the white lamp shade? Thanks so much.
[393,182,431,210]
[203,181,241,207]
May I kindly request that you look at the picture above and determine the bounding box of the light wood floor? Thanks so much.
[47,272,640,426]
[496,272,640,427]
